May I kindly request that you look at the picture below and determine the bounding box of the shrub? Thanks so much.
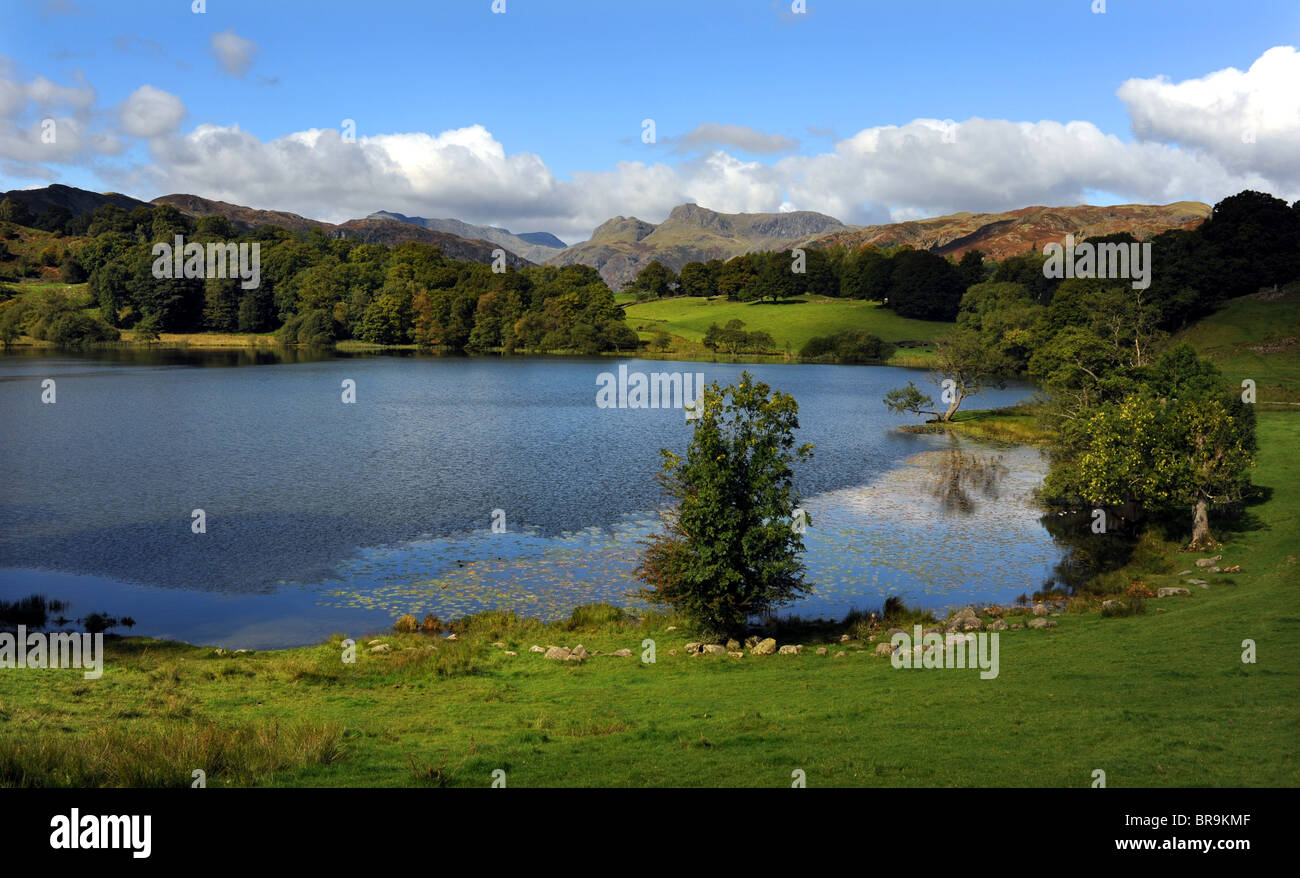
[393,614,417,633]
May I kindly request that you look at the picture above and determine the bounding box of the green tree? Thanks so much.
[636,372,814,637]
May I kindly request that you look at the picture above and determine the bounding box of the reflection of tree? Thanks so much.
[929,439,1009,514]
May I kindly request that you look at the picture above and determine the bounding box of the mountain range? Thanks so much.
[2,184,1213,287]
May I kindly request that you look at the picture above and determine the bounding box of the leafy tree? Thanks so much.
[887,249,965,320]
[678,261,714,297]
[630,260,677,298]
[637,372,814,637]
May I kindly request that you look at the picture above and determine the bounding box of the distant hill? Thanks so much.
[368,211,566,264]
[152,194,532,267]
[1,183,150,218]
[804,202,1213,261]
[547,203,848,290]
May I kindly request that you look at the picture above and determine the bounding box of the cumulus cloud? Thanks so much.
[668,123,800,155]
[210,30,258,77]
[119,85,184,138]
[1119,45,1300,190]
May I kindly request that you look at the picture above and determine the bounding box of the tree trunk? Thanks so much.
[1188,498,1214,550]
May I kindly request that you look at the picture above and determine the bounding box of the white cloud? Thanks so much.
[210,30,258,77]
[119,85,184,138]
[1118,45,1300,189]
[669,123,800,155]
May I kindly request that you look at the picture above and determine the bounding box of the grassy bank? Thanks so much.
[1,414,1293,787]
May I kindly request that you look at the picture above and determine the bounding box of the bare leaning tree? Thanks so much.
[883,327,1011,422]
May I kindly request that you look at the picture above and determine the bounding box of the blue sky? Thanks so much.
[2,0,1298,239]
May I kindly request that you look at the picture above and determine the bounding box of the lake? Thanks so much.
[0,349,1063,648]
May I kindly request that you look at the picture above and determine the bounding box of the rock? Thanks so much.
[368,643,391,653]
[874,642,895,657]
[728,651,744,659]
[611,648,633,657]
[543,646,571,660]
[777,644,803,655]
[665,626,678,631]
[1032,604,1049,616]
[1195,556,1222,568]
[1027,618,1056,629]
[815,647,828,655]
[684,642,702,654]
[571,644,590,660]
[751,638,777,656]
[492,641,506,649]
[504,651,517,656]
[1010,623,1024,630]
[946,606,982,632]
[1101,599,1124,612]
[886,628,906,637]
[1184,578,1208,587]
[214,648,226,656]
[1157,587,1190,597]
[1175,569,1194,576]
[702,644,727,655]
[725,639,740,651]
[667,649,678,656]
[366,639,384,646]
[834,651,847,658]
[1222,565,1242,573]
[529,645,545,653]
[840,634,851,642]
[564,653,584,662]
[744,636,760,649]
[1208,566,1222,573]
[446,633,458,641]
[988,619,1008,631]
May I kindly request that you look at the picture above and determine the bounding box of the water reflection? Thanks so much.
[928,437,1010,514]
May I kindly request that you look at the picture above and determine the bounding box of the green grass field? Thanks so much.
[1173,286,1300,405]
[624,295,949,351]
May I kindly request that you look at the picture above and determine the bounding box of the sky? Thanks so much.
[2,0,1298,242]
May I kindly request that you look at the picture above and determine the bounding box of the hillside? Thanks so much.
[548,203,847,290]
[152,193,532,268]
[805,202,1212,261]
[369,211,565,264]
[0,183,150,217]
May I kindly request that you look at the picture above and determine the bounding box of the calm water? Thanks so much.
[0,348,1062,647]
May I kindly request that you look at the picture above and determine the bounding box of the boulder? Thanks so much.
[1195,556,1222,568]
[684,642,701,654]
[725,639,741,651]
[1027,618,1056,629]
[815,647,828,655]
[665,626,678,631]
[946,606,982,632]
[571,644,590,660]
[840,634,851,643]
[1010,623,1024,630]
[744,635,760,649]
[611,648,633,657]
[834,651,848,658]
[777,644,803,655]
[702,644,727,655]
[1222,565,1242,573]
[504,651,517,656]
[368,643,391,653]
[1175,569,1194,576]
[874,642,895,657]
[529,645,545,653]
[728,651,744,659]
[1157,587,1190,597]
[1032,604,1049,616]
[751,638,778,656]
[544,646,571,660]
[988,619,1008,631]
[667,649,678,656]
[491,641,507,649]
[1101,599,1124,612]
